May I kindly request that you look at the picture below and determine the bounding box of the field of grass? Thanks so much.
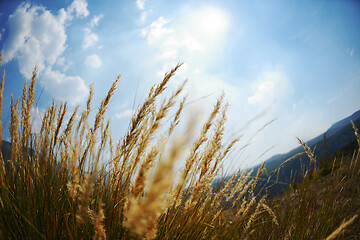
[247,137,360,239]
[0,51,359,239]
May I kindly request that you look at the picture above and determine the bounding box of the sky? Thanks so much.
[0,0,360,172]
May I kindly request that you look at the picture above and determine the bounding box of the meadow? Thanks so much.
[0,51,358,239]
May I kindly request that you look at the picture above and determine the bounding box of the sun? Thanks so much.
[195,7,229,38]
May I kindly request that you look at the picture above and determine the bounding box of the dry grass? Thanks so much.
[0,55,276,239]
[249,132,360,239]
[325,215,357,240]
[0,50,358,239]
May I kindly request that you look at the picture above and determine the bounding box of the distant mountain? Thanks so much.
[1,140,11,160]
[326,110,360,136]
[247,109,360,197]
[1,140,12,171]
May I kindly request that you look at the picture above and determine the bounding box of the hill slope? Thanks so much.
[249,110,360,196]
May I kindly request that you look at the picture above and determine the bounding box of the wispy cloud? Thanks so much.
[139,11,148,24]
[140,11,234,108]
[83,27,98,49]
[248,81,275,104]
[85,54,102,68]
[42,67,88,105]
[136,0,146,10]
[346,48,354,57]
[115,109,134,119]
[248,70,292,106]
[158,49,178,60]
[183,35,205,52]
[90,14,104,27]
[142,17,174,44]
[141,16,205,62]
[141,8,229,62]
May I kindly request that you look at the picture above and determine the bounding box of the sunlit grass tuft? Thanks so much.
[0,50,358,239]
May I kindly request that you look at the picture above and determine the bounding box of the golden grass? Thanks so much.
[0,56,273,239]
[325,215,357,240]
[0,50,358,239]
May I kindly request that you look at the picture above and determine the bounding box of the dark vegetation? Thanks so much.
[251,112,360,198]
[250,135,360,239]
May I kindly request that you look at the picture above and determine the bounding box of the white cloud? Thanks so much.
[140,15,235,109]
[139,11,148,24]
[248,70,291,105]
[85,54,102,68]
[90,14,103,27]
[142,17,174,44]
[1,1,92,105]
[136,0,146,10]
[56,56,66,66]
[141,29,148,38]
[56,56,72,72]
[248,81,275,104]
[2,3,67,78]
[82,28,98,49]
[156,63,176,77]
[157,62,239,106]
[67,0,89,19]
[140,8,230,80]
[183,35,205,52]
[190,71,238,102]
[142,17,205,62]
[41,67,88,105]
[158,49,178,60]
[140,12,233,110]
[115,109,134,119]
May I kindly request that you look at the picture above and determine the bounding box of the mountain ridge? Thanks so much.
[245,109,360,197]
[258,109,360,170]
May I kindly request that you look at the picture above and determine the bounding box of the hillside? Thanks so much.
[248,110,360,196]
[266,110,360,170]
[249,140,360,239]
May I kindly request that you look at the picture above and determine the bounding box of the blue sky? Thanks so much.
[0,0,360,171]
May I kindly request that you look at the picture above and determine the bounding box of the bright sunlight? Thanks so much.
[194,7,229,38]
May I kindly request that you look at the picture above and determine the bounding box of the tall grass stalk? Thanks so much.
[0,57,276,239]
[0,52,358,239]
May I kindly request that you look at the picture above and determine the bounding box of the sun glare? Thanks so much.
[195,7,229,38]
